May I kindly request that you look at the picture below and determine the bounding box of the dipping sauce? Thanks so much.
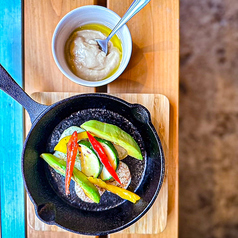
[65,24,122,81]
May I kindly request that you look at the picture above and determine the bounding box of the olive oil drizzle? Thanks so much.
[65,23,123,81]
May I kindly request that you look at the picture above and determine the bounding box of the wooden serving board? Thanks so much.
[25,92,169,235]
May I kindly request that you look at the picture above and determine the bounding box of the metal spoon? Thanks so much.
[96,0,150,55]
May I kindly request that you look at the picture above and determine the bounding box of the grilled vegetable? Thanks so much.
[65,131,78,195]
[113,144,128,160]
[40,153,100,203]
[95,137,119,181]
[78,140,102,178]
[53,150,81,171]
[59,126,85,140]
[86,132,121,184]
[54,130,88,154]
[81,120,143,160]
[88,177,140,203]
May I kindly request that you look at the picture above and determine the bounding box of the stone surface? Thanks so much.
[180,0,238,237]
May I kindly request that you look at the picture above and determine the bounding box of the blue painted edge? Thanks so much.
[0,0,25,238]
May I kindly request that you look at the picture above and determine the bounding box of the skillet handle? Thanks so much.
[0,64,48,123]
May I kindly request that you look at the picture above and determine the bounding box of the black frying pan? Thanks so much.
[0,64,165,235]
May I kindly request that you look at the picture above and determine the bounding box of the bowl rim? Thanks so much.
[52,5,132,87]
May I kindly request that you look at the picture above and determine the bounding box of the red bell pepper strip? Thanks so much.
[65,131,78,195]
[86,131,121,184]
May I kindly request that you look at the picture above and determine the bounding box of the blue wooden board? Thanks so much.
[0,0,25,237]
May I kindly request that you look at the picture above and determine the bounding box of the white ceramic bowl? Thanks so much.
[52,5,132,87]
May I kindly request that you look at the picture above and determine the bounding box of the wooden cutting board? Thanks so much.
[25,92,169,234]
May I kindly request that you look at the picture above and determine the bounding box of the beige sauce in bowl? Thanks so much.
[65,24,122,81]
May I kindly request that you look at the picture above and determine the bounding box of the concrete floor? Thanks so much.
[179,0,238,237]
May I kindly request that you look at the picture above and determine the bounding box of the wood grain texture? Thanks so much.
[23,0,179,237]
[24,2,105,237]
[25,92,169,236]
[0,1,25,238]
[24,0,101,94]
[107,1,179,238]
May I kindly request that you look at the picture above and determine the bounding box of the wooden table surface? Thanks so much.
[1,0,179,237]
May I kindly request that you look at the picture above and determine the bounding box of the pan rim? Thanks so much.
[21,93,165,235]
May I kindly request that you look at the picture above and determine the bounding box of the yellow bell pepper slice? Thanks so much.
[54,131,88,153]
[88,177,140,203]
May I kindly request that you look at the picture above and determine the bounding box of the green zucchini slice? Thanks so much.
[78,140,102,178]
[95,138,119,181]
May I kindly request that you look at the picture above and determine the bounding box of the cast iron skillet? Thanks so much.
[0,64,165,235]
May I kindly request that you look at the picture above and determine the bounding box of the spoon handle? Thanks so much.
[107,0,150,41]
